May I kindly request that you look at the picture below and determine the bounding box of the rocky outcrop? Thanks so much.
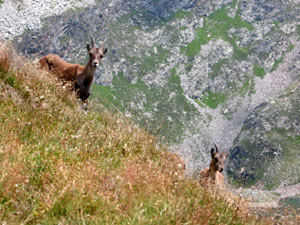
[227,82,300,189]
[0,0,95,40]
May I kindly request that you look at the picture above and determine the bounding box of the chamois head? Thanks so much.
[86,37,107,68]
[210,144,227,173]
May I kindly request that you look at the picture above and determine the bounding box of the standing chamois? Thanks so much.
[39,37,107,101]
[199,144,227,186]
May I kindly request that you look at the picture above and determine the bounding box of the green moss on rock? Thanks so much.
[253,64,266,78]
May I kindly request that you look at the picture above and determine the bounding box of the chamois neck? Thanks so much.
[84,60,96,74]
[208,162,217,178]
[76,60,96,86]
[85,65,96,76]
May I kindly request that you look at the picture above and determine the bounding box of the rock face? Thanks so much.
[227,82,300,190]
[1,0,300,187]
[0,0,95,40]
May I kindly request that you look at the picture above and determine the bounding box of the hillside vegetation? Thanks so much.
[13,0,300,177]
[0,41,272,224]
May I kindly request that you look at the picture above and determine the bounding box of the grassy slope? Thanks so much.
[0,42,269,224]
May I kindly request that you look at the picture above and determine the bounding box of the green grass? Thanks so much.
[0,41,269,224]
[108,11,171,76]
[297,24,300,38]
[92,69,199,144]
[180,26,188,30]
[209,58,229,79]
[271,21,282,32]
[170,9,192,20]
[198,90,227,109]
[140,45,170,75]
[208,7,254,31]
[185,20,209,59]
[208,7,254,44]
[232,46,250,61]
[287,44,294,52]
[184,7,253,60]
[211,9,253,36]
[231,0,238,9]
[269,42,294,73]
[107,6,254,115]
[182,6,255,109]
[271,57,284,72]
[91,84,120,108]
[238,77,255,97]
[253,64,266,78]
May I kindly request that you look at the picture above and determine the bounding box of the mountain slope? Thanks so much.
[6,0,300,184]
[0,41,271,224]
[227,81,300,190]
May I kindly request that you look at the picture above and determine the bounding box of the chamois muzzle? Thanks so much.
[92,61,99,67]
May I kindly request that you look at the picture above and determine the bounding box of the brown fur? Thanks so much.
[39,37,107,102]
[39,54,85,81]
[199,144,227,186]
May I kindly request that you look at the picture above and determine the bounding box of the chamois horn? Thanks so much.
[91,37,95,48]
[214,143,219,153]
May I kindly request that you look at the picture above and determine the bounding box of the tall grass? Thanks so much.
[0,40,270,224]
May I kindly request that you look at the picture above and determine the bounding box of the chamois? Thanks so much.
[199,144,227,186]
[39,37,107,101]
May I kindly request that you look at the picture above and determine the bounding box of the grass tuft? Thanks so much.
[253,64,266,78]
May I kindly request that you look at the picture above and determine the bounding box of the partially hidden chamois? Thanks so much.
[39,37,107,101]
[199,144,227,186]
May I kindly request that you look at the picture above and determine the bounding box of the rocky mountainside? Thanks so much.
[1,0,300,190]
[227,81,300,190]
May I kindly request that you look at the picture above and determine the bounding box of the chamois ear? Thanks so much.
[211,148,215,157]
[102,47,108,55]
[87,44,91,52]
